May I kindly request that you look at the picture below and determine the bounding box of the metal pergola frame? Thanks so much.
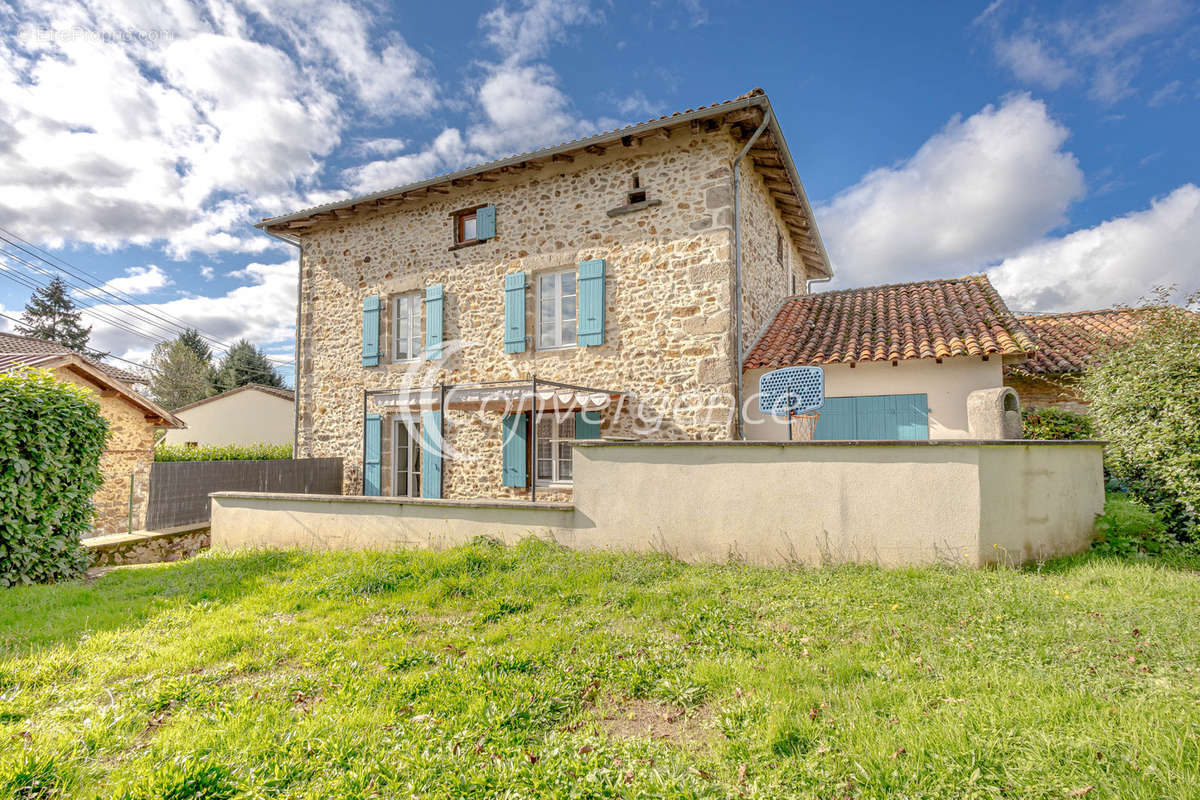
[362,378,623,502]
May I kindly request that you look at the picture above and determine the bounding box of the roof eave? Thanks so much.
[255,95,767,232]
[255,93,833,278]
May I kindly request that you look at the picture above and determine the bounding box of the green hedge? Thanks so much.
[155,443,292,462]
[1021,407,1094,440]
[0,369,108,585]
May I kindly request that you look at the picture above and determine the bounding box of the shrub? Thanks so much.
[1093,493,1175,557]
[155,443,292,462]
[1021,407,1093,440]
[1082,290,1200,537]
[0,369,108,585]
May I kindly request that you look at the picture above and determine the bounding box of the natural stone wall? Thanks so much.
[296,125,808,499]
[1004,373,1087,412]
[57,368,156,534]
[85,527,210,567]
[736,154,806,356]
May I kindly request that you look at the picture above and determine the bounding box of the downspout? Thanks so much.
[732,107,772,441]
[263,228,302,458]
[805,275,832,294]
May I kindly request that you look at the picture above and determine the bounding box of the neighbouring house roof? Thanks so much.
[0,334,182,428]
[171,382,295,413]
[1009,309,1153,375]
[744,275,1038,369]
[0,331,143,384]
[256,88,832,279]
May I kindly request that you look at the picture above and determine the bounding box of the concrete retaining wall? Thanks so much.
[210,440,1104,567]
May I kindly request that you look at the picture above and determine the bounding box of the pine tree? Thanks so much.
[178,328,213,366]
[16,277,103,357]
[146,340,213,409]
[213,339,284,391]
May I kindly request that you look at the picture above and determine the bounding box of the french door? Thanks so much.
[392,417,422,497]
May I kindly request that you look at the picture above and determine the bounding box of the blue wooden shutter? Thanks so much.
[363,413,382,496]
[501,413,527,486]
[855,395,892,440]
[421,411,442,498]
[476,205,496,240]
[813,397,856,440]
[424,284,444,360]
[577,259,606,346]
[575,410,603,439]
[504,272,527,353]
[897,394,930,440]
[361,296,381,366]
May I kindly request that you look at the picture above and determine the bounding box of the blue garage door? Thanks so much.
[813,394,929,440]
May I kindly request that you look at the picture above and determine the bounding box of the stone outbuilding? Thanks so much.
[1003,309,1151,412]
[0,332,183,533]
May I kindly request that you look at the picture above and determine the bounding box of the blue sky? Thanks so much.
[1,0,1198,384]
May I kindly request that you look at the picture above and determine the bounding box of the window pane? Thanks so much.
[536,459,553,480]
[561,271,576,295]
[462,215,477,241]
[561,320,576,345]
[562,416,575,437]
[559,456,572,480]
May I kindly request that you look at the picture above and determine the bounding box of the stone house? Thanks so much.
[1003,309,1151,412]
[0,332,182,533]
[258,89,832,500]
[742,276,1038,440]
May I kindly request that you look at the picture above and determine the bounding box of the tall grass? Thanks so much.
[1,542,1198,798]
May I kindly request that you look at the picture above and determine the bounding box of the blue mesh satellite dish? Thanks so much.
[758,366,824,418]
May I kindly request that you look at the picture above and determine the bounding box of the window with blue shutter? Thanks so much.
[575,410,603,439]
[476,205,496,240]
[421,410,442,498]
[361,296,381,366]
[501,413,527,486]
[504,272,527,353]
[813,394,929,440]
[363,413,382,496]
[424,284,444,360]
[577,259,606,346]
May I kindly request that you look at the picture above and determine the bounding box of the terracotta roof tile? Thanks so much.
[744,275,1036,369]
[1009,309,1152,374]
[0,331,142,384]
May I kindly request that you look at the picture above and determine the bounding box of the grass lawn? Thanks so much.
[2,542,1199,799]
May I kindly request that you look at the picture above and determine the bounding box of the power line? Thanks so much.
[0,226,293,366]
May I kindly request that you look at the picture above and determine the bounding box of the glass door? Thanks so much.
[392,417,422,496]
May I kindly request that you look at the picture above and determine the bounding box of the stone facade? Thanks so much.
[84,526,210,567]
[1004,372,1087,413]
[294,126,810,499]
[57,368,157,534]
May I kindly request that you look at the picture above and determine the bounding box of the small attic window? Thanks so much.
[627,173,647,205]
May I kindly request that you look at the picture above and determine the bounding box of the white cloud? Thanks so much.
[0,0,435,259]
[816,94,1085,285]
[340,0,602,195]
[481,0,599,62]
[200,266,214,280]
[91,264,172,296]
[988,184,1200,312]
[978,0,1189,104]
[342,128,477,194]
[1148,79,1184,107]
[993,34,1076,90]
[81,258,298,363]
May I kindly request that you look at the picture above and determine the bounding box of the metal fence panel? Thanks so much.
[145,458,342,530]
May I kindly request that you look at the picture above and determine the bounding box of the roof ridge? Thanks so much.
[260,89,768,226]
[1016,307,1154,321]
[791,274,986,301]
